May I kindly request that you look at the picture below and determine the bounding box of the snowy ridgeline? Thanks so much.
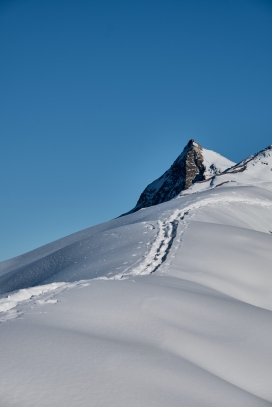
[0,144,272,406]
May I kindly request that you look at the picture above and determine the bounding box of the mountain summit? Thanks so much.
[132,139,234,211]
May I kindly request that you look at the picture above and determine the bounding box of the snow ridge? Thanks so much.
[2,194,272,323]
[110,195,272,278]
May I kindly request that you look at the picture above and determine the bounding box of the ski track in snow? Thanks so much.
[114,195,272,278]
[1,195,272,323]
[0,281,91,323]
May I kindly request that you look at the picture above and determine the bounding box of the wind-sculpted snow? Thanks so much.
[1,186,271,296]
[0,158,272,405]
[1,186,272,316]
[0,220,158,293]
[0,274,272,406]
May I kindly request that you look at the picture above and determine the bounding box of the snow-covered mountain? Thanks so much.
[0,141,272,407]
[182,143,272,195]
[131,139,235,212]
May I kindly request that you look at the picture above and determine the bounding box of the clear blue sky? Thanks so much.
[1,0,272,261]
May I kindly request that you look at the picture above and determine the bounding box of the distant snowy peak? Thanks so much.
[182,144,272,195]
[225,144,272,180]
[132,139,235,212]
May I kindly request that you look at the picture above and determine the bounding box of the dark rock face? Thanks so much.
[134,139,205,211]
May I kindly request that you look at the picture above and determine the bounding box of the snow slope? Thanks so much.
[0,145,272,406]
[202,146,235,176]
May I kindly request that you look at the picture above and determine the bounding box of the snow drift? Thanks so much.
[0,141,272,407]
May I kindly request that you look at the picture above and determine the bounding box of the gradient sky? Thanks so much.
[1,0,272,261]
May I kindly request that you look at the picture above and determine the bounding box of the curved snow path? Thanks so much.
[1,195,272,322]
[116,195,272,278]
[0,280,92,322]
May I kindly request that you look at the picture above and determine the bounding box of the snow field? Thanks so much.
[0,276,271,406]
[0,180,272,405]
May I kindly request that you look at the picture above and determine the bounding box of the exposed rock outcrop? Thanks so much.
[130,139,234,213]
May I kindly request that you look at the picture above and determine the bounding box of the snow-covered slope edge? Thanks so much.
[1,185,272,310]
[0,184,272,407]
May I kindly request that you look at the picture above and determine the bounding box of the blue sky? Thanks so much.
[1,0,272,261]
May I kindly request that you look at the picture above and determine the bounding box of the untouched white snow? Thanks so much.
[202,146,235,177]
[0,147,272,406]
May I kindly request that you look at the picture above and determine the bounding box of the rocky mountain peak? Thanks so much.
[130,139,234,213]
